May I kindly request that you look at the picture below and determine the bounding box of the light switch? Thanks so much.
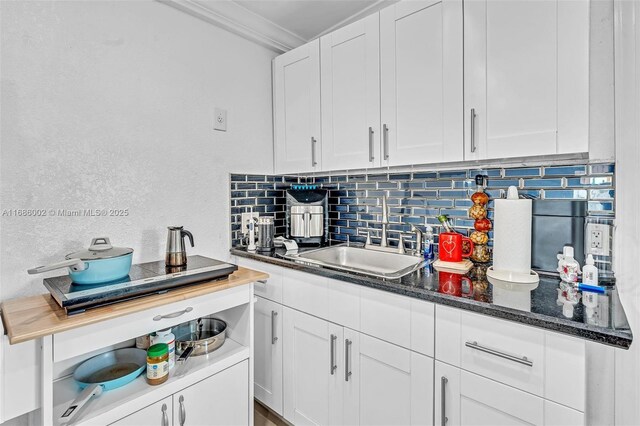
[214,108,227,131]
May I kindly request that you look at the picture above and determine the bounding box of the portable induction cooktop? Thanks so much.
[43,255,238,314]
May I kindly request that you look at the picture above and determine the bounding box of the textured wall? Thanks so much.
[0,1,276,421]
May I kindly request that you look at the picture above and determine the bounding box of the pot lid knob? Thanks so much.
[89,237,113,251]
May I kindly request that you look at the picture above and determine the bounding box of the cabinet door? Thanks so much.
[254,297,283,415]
[380,0,463,166]
[109,397,172,426]
[435,361,545,426]
[274,40,321,174]
[283,307,343,425]
[173,360,249,426]
[321,13,380,170]
[344,331,434,426]
[464,0,588,160]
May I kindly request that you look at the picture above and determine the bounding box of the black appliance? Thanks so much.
[286,185,328,246]
[44,255,237,314]
[531,200,587,272]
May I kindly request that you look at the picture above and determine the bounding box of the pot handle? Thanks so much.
[89,237,112,251]
[174,346,195,378]
[59,383,103,424]
[181,230,194,248]
[28,258,86,275]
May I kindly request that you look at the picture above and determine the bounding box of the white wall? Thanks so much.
[0,0,276,421]
[613,0,640,425]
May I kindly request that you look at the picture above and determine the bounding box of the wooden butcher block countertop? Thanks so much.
[1,267,268,345]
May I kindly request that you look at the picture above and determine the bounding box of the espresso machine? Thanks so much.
[286,185,328,246]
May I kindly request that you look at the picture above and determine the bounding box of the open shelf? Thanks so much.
[53,338,250,425]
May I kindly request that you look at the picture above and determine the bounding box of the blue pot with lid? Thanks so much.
[28,237,133,285]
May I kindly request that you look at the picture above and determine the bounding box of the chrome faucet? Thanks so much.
[410,225,424,257]
[365,192,406,253]
[380,193,389,247]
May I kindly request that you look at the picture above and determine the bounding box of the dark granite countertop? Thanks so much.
[231,246,633,349]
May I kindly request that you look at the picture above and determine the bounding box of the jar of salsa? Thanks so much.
[147,343,169,385]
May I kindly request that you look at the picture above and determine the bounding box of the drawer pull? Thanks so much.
[383,124,390,160]
[257,279,267,285]
[271,310,278,344]
[470,108,477,153]
[368,127,374,162]
[161,403,169,426]
[465,341,533,367]
[311,137,318,167]
[178,395,186,426]
[441,376,448,426]
[153,307,193,321]
[330,334,337,375]
[345,339,352,382]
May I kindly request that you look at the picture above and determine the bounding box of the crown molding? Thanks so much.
[157,0,307,53]
[315,0,398,38]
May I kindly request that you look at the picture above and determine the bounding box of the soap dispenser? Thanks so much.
[557,246,581,283]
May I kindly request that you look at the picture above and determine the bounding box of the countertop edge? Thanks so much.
[2,267,269,345]
[231,249,633,349]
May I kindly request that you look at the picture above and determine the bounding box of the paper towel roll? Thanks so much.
[492,186,532,274]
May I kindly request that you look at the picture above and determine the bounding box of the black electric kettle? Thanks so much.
[166,226,194,266]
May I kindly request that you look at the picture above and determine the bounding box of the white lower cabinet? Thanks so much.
[173,360,249,426]
[254,296,284,415]
[282,307,433,426]
[110,397,172,426]
[110,361,248,426]
[243,260,588,426]
[343,330,434,426]
[283,307,343,425]
[435,361,584,426]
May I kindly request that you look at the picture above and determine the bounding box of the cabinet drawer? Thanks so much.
[327,278,360,330]
[360,286,411,348]
[282,268,328,319]
[236,258,283,303]
[54,285,251,362]
[460,310,545,397]
[435,305,585,411]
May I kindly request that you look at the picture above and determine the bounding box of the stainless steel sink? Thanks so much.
[282,245,426,279]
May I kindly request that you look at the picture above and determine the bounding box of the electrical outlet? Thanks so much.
[585,223,611,256]
[214,107,227,131]
[241,212,259,234]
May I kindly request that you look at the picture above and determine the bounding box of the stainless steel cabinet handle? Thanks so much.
[368,127,374,162]
[330,334,337,375]
[178,395,186,426]
[271,310,278,344]
[345,339,352,382]
[383,124,389,160]
[465,341,533,367]
[441,376,448,426]
[161,403,169,426]
[257,279,267,285]
[311,137,317,167]
[470,108,477,153]
[153,307,193,321]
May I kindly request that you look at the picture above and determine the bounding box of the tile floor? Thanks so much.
[254,400,288,426]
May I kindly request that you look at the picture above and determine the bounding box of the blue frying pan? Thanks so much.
[60,348,147,424]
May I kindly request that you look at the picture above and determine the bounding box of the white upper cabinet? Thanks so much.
[464,0,589,160]
[273,40,321,174]
[380,0,464,166]
[320,14,381,170]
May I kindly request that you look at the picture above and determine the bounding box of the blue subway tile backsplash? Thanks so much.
[229,162,615,250]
